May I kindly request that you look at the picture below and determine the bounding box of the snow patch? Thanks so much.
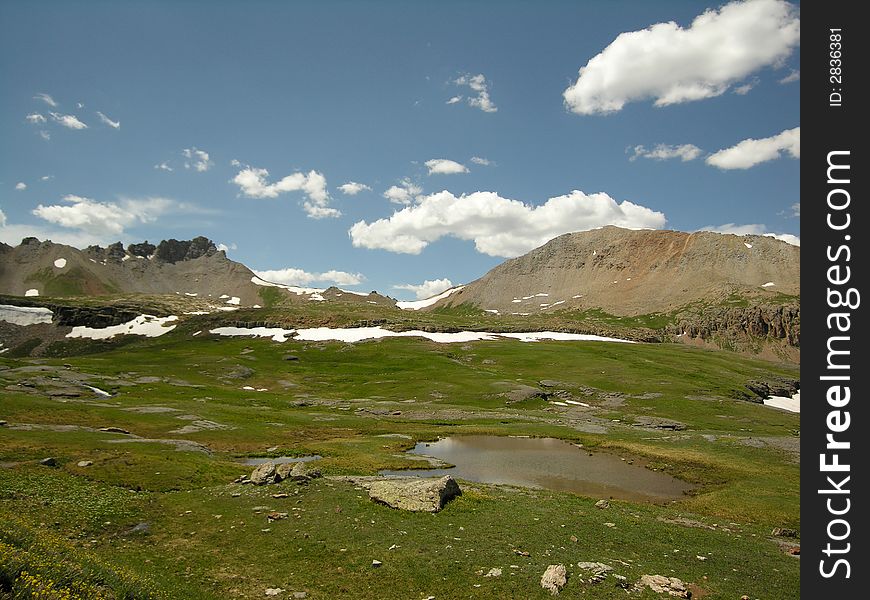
[25,289,39,297]
[185,292,198,297]
[122,254,131,261]
[761,282,775,287]
[397,286,465,310]
[83,384,111,397]
[309,293,325,302]
[54,258,67,268]
[744,242,753,249]
[210,326,296,342]
[0,304,54,326]
[484,309,499,314]
[763,391,800,413]
[66,314,178,340]
[226,296,241,305]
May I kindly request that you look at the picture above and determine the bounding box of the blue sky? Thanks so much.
[0,0,800,300]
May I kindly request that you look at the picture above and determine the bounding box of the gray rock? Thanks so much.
[282,355,299,361]
[0,420,7,427]
[371,560,382,568]
[636,574,689,598]
[39,457,58,467]
[99,426,131,434]
[289,461,320,481]
[123,522,150,536]
[772,527,798,538]
[77,460,93,467]
[369,476,461,512]
[594,499,610,509]
[250,461,278,485]
[275,462,294,481]
[540,564,567,595]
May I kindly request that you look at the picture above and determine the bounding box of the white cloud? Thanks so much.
[706,126,799,170]
[254,267,364,287]
[217,242,238,253]
[699,223,799,246]
[182,147,213,172]
[154,162,173,172]
[34,93,58,107]
[629,143,702,162]
[563,0,800,114]
[452,73,497,113]
[15,182,27,191]
[470,156,494,166]
[393,278,454,300]
[338,181,372,195]
[790,202,800,217]
[350,189,666,257]
[383,178,423,205]
[230,159,241,167]
[0,208,5,227]
[32,195,173,237]
[39,131,50,141]
[779,69,800,84]
[425,159,469,175]
[232,167,340,218]
[77,102,85,109]
[49,112,88,129]
[25,113,46,124]
[733,79,757,95]
[96,111,120,129]
[41,175,53,181]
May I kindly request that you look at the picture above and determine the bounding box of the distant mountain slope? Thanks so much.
[433,227,799,316]
[0,236,265,305]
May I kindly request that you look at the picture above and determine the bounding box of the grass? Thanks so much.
[0,304,800,598]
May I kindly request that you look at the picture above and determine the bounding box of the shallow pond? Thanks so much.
[381,435,693,502]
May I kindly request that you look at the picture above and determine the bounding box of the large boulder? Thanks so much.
[368,476,461,512]
[250,461,278,485]
[540,564,567,595]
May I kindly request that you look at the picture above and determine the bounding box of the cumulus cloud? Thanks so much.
[629,143,702,162]
[470,156,494,166]
[451,74,497,113]
[230,159,241,167]
[154,162,173,172]
[34,93,58,107]
[350,189,666,257]
[779,69,800,84]
[253,267,364,287]
[49,112,88,129]
[733,79,758,95]
[15,182,27,191]
[699,223,799,246]
[233,167,340,219]
[25,113,46,124]
[393,278,454,300]
[183,147,212,172]
[383,178,423,205]
[706,126,799,170]
[32,195,173,237]
[563,0,800,115]
[790,202,800,217]
[96,111,120,129]
[39,131,50,141]
[425,159,469,175]
[217,242,238,253]
[338,181,372,195]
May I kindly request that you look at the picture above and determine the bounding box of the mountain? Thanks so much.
[0,236,270,306]
[431,227,799,316]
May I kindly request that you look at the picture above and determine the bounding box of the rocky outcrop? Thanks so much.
[669,304,800,347]
[154,237,218,263]
[368,476,461,512]
[636,574,690,598]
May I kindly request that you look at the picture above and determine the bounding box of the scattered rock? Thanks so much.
[539,380,563,388]
[632,416,687,431]
[250,461,278,485]
[0,420,7,427]
[288,461,321,482]
[368,476,461,512]
[594,499,610,509]
[576,562,612,584]
[540,564,567,595]
[264,588,284,596]
[267,512,288,522]
[123,522,150,536]
[77,460,93,467]
[371,560,382,568]
[484,567,502,577]
[39,457,57,467]
[771,527,797,538]
[282,355,299,361]
[787,546,800,556]
[637,574,690,598]
[224,365,255,380]
[513,549,530,557]
[292,593,307,599]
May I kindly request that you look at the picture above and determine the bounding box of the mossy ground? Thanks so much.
[0,306,799,599]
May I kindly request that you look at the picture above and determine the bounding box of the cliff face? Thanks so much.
[669,305,800,346]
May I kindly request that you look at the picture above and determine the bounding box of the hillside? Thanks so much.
[433,227,799,316]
